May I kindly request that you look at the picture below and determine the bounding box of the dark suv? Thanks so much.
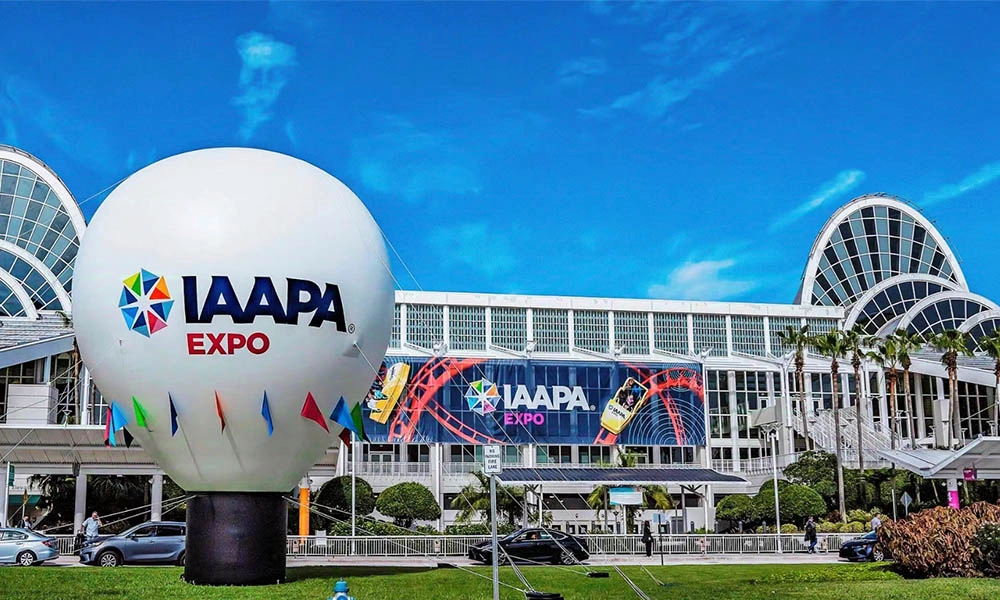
[79,521,186,567]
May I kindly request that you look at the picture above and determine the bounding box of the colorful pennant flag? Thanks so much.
[215,392,226,433]
[110,402,129,433]
[123,429,135,448]
[261,391,274,437]
[300,392,329,432]
[168,393,179,437]
[104,407,114,447]
[330,397,357,448]
[132,396,150,429]
[350,402,367,443]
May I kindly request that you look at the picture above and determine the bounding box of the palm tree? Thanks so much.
[810,331,848,522]
[450,471,527,525]
[842,324,875,469]
[977,331,1000,436]
[867,338,901,449]
[930,329,973,448]
[776,324,812,450]
[891,330,925,447]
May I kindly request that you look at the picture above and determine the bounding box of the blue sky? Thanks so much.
[3,2,999,304]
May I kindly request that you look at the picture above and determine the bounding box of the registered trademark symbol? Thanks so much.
[348,323,356,334]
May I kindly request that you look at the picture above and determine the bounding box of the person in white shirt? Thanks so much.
[81,511,102,541]
[870,515,882,531]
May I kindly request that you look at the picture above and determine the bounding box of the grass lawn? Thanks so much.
[2,563,999,600]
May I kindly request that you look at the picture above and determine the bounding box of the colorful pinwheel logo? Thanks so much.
[465,379,500,416]
[120,269,173,337]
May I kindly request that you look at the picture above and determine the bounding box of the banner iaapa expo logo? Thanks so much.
[119,269,173,337]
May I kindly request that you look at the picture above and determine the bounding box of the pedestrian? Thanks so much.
[804,516,817,554]
[641,521,653,557]
[81,510,102,541]
[19,515,32,529]
[870,514,882,531]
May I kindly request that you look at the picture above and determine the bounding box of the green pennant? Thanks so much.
[132,396,150,429]
[350,402,367,442]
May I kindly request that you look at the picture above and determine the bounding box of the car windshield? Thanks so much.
[119,523,156,537]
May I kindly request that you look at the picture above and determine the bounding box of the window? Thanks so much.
[614,311,649,355]
[579,446,612,465]
[734,371,769,438]
[624,446,653,464]
[390,304,401,348]
[449,305,487,351]
[659,446,695,464]
[491,307,527,351]
[132,526,156,538]
[536,445,571,464]
[533,308,569,353]
[0,531,28,541]
[653,313,689,355]
[407,445,431,463]
[692,314,727,355]
[450,445,477,463]
[406,304,444,349]
[706,370,730,439]
[731,315,765,356]
[156,526,185,537]
[0,361,37,424]
[573,310,609,354]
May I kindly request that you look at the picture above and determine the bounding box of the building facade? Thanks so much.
[0,145,997,534]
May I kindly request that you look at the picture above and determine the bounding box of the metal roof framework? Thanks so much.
[878,436,1000,479]
[496,467,746,486]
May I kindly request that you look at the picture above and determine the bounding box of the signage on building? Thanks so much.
[362,357,705,446]
[964,467,977,481]
[608,487,643,506]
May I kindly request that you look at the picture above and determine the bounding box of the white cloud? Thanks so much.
[429,222,516,277]
[232,31,297,141]
[351,115,480,202]
[769,169,866,232]
[922,160,1000,206]
[557,57,608,86]
[648,259,756,301]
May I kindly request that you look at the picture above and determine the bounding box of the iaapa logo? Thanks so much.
[465,379,500,416]
[120,270,173,337]
[119,272,349,354]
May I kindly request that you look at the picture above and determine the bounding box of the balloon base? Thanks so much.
[184,492,287,586]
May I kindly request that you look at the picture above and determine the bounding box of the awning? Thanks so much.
[878,436,1000,479]
[497,467,746,486]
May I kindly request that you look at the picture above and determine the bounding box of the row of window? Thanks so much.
[391,303,838,358]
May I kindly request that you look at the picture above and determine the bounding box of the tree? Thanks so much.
[715,495,753,524]
[892,330,925,448]
[313,476,375,531]
[776,324,812,450]
[752,484,827,526]
[451,471,527,526]
[376,482,441,528]
[978,331,1000,436]
[811,330,849,522]
[867,337,901,448]
[842,324,875,469]
[930,329,973,448]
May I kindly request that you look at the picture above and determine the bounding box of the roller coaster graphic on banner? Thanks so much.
[363,357,706,446]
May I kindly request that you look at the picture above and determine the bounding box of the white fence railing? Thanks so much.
[49,533,846,558]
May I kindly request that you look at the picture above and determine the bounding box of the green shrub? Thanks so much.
[313,476,375,531]
[715,495,753,523]
[376,482,441,528]
[444,522,518,536]
[838,521,866,534]
[816,521,840,534]
[323,519,422,536]
[752,484,827,525]
[780,524,800,534]
[972,522,1000,577]
[880,502,1000,578]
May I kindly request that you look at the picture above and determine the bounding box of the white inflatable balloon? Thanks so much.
[73,148,393,492]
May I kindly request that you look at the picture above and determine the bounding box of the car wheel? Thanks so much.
[177,552,185,567]
[871,546,885,562]
[16,551,37,566]
[559,549,576,565]
[98,550,121,567]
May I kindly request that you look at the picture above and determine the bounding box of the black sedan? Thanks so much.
[838,531,887,562]
[469,528,589,565]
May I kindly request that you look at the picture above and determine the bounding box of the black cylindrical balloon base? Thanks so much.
[184,492,287,586]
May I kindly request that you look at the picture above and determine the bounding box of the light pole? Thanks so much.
[762,424,781,553]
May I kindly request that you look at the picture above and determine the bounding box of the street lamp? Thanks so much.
[761,423,782,553]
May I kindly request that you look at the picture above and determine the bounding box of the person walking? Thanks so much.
[804,516,818,554]
[641,521,654,557]
[870,514,882,531]
[81,510,102,542]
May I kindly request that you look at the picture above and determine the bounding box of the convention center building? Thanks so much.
[1,144,998,534]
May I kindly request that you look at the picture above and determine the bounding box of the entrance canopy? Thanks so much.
[878,436,1000,479]
[497,467,746,486]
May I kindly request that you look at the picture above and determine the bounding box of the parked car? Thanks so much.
[0,528,60,566]
[838,530,887,562]
[79,521,186,567]
[468,528,589,565]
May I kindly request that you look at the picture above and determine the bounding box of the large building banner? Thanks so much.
[362,357,705,446]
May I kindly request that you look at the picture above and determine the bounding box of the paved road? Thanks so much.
[42,553,844,569]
